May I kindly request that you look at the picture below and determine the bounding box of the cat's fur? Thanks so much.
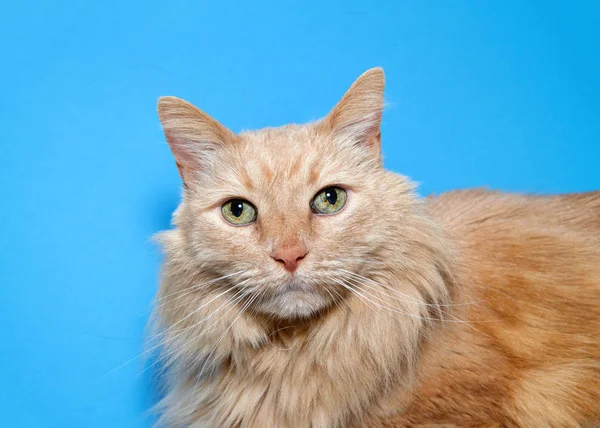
[152,68,600,427]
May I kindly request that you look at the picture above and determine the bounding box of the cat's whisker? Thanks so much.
[339,273,498,329]
[154,275,258,324]
[322,286,350,316]
[113,286,249,374]
[435,307,494,340]
[148,289,253,375]
[150,289,250,372]
[340,269,486,308]
[149,270,247,312]
[343,271,436,308]
[334,257,385,265]
[333,277,440,322]
[157,284,248,338]
[329,286,346,303]
[347,271,499,327]
[183,291,253,340]
[342,269,438,307]
[330,278,390,315]
[160,285,249,341]
[146,289,232,342]
[348,274,492,334]
[337,275,473,324]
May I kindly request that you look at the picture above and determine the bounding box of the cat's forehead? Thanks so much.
[199,122,362,205]
[239,124,320,158]
[233,124,331,185]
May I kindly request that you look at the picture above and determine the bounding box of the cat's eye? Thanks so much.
[221,199,257,225]
[311,186,347,215]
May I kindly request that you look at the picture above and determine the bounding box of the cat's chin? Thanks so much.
[256,289,331,320]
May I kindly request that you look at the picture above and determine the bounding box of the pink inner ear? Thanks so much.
[163,131,201,183]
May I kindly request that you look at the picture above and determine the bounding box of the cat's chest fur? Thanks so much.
[187,302,416,427]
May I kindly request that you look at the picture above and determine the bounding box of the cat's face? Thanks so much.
[158,68,411,319]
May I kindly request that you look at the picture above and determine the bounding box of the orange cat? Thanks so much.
[152,68,600,427]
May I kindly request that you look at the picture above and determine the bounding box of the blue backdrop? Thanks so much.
[1,1,599,427]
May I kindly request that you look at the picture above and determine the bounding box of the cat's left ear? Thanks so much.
[323,67,385,162]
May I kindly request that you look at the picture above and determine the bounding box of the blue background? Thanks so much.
[1,1,599,426]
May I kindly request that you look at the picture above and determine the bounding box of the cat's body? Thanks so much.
[152,69,600,427]
[380,190,600,426]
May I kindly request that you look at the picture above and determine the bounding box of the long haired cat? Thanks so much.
[151,68,600,427]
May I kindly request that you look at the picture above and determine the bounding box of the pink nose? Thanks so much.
[272,244,308,273]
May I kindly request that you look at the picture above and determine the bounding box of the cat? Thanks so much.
[151,68,600,427]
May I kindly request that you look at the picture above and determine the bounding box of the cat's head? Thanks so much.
[157,68,418,319]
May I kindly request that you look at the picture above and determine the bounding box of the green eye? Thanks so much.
[311,186,347,215]
[221,199,257,225]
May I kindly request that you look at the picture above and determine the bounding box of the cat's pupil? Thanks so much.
[325,188,337,205]
[231,201,244,217]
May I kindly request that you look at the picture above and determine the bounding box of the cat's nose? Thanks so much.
[272,244,308,273]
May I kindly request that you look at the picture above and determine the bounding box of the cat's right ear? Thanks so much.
[157,96,236,183]
[322,68,385,163]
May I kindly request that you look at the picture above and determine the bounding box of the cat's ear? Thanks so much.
[157,96,236,182]
[323,67,385,159]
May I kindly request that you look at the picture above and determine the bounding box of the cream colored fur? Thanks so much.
[151,69,600,427]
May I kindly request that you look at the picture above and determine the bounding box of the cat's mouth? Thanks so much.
[252,277,330,319]
[280,278,312,293]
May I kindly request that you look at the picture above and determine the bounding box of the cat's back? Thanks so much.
[426,188,600,324]
[427,188,600,239]
[401,189,600,426]
[426,188,600,340]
